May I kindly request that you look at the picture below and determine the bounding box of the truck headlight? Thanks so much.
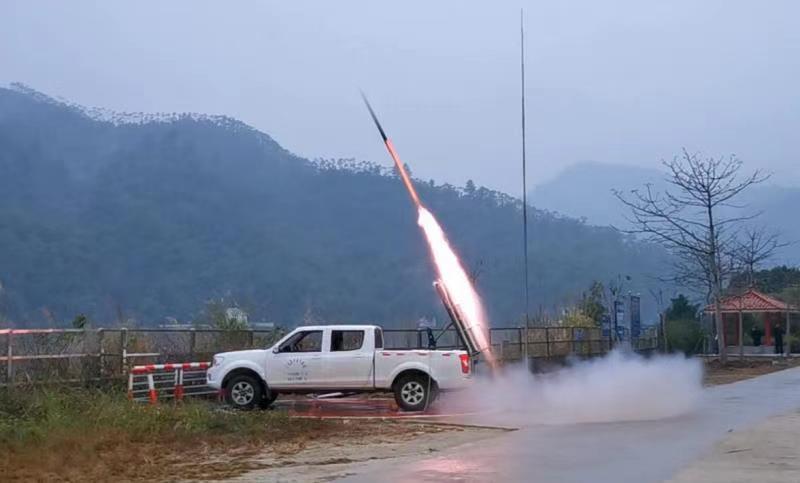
[213,355,225,367]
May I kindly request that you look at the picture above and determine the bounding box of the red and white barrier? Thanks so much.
[128,362,212,404]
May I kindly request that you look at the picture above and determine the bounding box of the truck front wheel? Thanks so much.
[394,374,432,412]
[225,374,263,410]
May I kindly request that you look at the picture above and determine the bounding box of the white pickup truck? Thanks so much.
[207,324,472,411]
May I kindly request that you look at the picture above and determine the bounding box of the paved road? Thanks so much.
[342,366,800,482]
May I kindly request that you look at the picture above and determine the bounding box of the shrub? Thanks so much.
[665,318,704,355]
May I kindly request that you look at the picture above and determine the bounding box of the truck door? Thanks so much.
[269,329,325,389]
[326,329,373,388]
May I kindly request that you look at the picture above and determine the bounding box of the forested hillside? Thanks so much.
[0,85,668,328]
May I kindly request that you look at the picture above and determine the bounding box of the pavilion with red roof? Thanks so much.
[705,288,799,355]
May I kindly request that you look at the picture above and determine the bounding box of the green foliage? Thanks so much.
[561,308,597,328]
[665,318,704,355]
[665,294,698,321]
[0,86,669,328]
[776,285,800,308]
[580,281,607,324]
[731,266,800,294]
[786,335,800,354]
[71,314,88,329]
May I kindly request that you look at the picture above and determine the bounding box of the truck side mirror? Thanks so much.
[272,346,279,354]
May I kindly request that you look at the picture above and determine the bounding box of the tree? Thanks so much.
[665,294,698,321]
[464,179,477,196]
[733,227,788,287]
[615,149,769,363]
[71,313,89,329]
[196,298,249,330]
[580,281,607,324]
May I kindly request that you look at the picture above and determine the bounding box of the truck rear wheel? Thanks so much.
[225,374,263,410]
[259,390,278,409]
[394,373,432,412]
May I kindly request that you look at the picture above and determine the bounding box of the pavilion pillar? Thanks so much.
[765,313,773,347]
[738,311,744,360]
[787,311,791,355]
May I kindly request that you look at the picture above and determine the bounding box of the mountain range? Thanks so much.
[0,85,670,327]
[531,162,800,265]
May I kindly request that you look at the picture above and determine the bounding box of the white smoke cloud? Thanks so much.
[446,351,703,425]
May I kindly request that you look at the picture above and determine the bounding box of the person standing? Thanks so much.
[750,325,763,346]
[774,322,785,355]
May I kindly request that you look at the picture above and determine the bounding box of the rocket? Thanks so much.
[360,93,494,362]
[360,92,422,208]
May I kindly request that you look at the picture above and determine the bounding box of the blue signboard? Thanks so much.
[601,314,611,337]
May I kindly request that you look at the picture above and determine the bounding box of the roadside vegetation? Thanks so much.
[0,387,381,481]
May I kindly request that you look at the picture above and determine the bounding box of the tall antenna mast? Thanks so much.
[520,9,531,329]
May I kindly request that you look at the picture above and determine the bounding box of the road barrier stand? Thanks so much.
[127,362,212,404]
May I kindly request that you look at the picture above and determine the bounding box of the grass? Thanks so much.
[0,387,373,481]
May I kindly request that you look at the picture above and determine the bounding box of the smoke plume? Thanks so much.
[448,351,703,424]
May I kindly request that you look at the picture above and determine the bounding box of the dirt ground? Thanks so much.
[665,410,800,483]
[219,422,507,483]
[703,357,800,386]
[2,415,452,482]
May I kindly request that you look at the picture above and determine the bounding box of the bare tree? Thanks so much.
[614,149,769,364]
[734,227,789,286]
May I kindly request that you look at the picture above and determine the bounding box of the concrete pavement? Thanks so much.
[340,366,800,482]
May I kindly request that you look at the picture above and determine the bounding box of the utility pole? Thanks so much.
[519,9,531,362]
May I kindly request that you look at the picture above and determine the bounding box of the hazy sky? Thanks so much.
[2,1,799,194]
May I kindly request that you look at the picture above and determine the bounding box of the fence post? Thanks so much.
[524,326,529,361]
[518,327,523,361]
[249,330,255,349]
[545,328,551,358]
[6,330,13,387]
[98,328,105,379]
[189,328,196,359]
[571,327,576,354]
[121,328,128,374]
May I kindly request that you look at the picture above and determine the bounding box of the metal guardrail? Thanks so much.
[0,326,658,386]
[128,362,215,403]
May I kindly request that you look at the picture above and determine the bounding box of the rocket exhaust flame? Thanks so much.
[361,93,494,365]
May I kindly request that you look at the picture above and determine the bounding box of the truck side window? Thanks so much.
[278,330,323,353]
[374,328,383,349]
[331,330,364,351]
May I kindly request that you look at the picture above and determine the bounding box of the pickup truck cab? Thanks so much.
[207,324,472,411]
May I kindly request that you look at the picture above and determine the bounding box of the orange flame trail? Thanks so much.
[417,206,494,364]
[361,93,495,365]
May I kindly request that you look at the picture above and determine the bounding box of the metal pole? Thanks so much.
[98,328,105,379]
[520,10,531,332]
[6,330,12,387]
[189,328,197,359]
[121,328,128,373]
